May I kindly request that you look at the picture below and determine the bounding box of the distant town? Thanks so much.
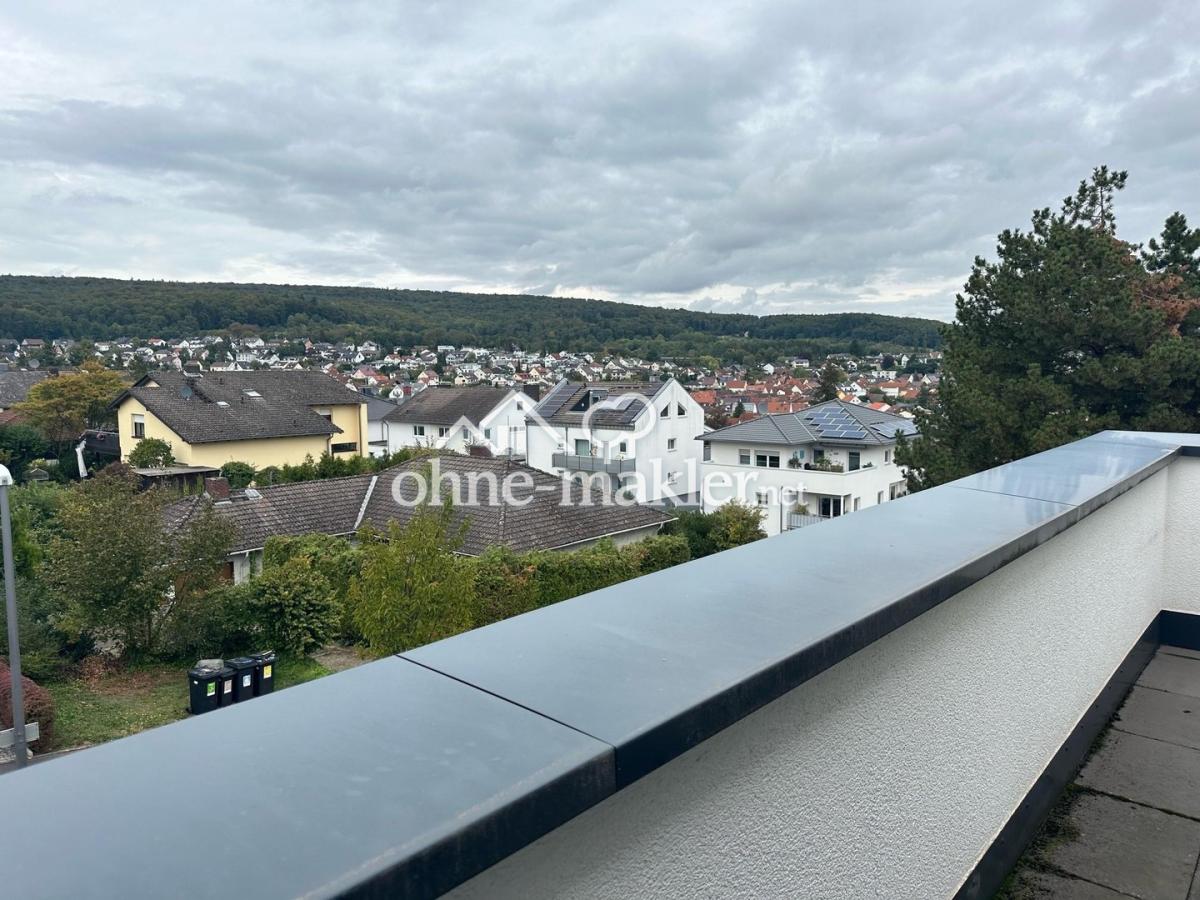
[0,332,941,430]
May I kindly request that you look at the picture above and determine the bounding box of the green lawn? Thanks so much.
[42,655,333,751]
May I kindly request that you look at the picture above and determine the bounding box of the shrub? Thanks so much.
[246,555,340,655]
[469,547,540,626]
[126,437,175,468]
[0,659,55,749]
[348,508,475,655]
[709,501,767,550]
[627,534,691,574]
[661,509,717,558]
[0,575,86,681]
[521,539,642,607]
[263,534,361,641]
[220,461,256,489]
[158,583,257,659]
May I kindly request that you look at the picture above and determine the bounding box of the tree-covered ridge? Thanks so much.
[0,276,943,358]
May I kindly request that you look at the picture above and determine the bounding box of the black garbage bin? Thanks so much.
[216,665,236,707]
[187,665,221,714]
[226,657,257,703]
[251,650,276,696]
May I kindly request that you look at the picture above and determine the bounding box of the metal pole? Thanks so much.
[0,467,27,768]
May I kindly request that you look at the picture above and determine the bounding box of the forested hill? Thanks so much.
[0,276,944,360]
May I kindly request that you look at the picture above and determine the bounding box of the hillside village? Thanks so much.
[0,332,940,429]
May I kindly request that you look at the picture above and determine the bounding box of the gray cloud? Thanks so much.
[1,0,1198,321]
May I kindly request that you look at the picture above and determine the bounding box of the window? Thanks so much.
[755,490,769,507]
[574,438,591,456]
[676,403,686,416]
[484,428,492,440]
[755,452,780,469]
[848,451,861,471]
[884,449,891,463]
[413,425,425,436]
[877,491,884,504]
[739,449,752,466]
[667,438,676,451]
[703,442,712,461]
[819,496,843,518]
[132,414,145,439]
[462,427,470,440]
[667,471,679,485]
[618,440,627,454]
[330,442,358,454]
[660,404,670,418]
[853,497,861,511]
[437,426,450,437]
[792,449,806,461]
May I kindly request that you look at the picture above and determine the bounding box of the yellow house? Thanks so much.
[111,370,368,469]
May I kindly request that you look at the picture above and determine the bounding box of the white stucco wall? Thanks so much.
[449,466,1171,900]
[1163,454,1200,615]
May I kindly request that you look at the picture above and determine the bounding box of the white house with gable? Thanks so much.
[700,399,916,536]
[383,385,535,456]
[525,378,704,505]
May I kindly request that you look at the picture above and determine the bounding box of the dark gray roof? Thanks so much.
[117,370,364,444]
[383,386,512,427]
[534,380,670,430]
[362,393,400,421]
[165,455,672,555]
[0,370,48,407]
[703,399,919,446]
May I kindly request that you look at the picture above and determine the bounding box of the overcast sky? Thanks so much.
[2,2,1197,320]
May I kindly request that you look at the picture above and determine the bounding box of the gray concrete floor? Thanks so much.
[1001,646,1200,899]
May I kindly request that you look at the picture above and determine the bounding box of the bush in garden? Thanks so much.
[627,534,691,574]
[0,575,85,682]
[220,461,256,489]
[0,660,55,748]
[469,547,540,626]
[246,555,340,655]
[126,437,175,468]
[263,534,361,641]
[348,505,475,655]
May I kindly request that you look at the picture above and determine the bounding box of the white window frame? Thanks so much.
[755,451,780,469]
[667,438,676,451]
[738,448,752,466]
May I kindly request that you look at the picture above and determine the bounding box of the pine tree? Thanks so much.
[899,168,1200,488]
[814,361,843,402]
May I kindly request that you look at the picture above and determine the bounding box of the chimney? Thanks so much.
[204,477,231,501]
[521,384,542,402]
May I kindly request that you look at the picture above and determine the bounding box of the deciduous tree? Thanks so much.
[46,467,233,656]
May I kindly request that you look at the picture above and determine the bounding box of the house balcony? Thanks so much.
[552,451,636,474]
[787,511,826,529]
[4,431,1200,898]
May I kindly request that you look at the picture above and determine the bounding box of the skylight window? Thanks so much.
[243,390,262,398]
[217,401,230,408]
